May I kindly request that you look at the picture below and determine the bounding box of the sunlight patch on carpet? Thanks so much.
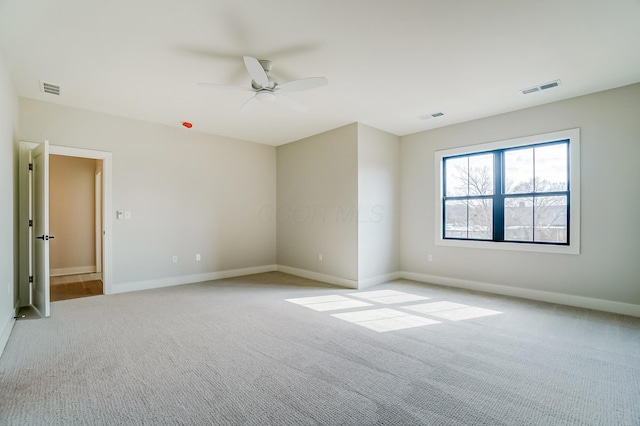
[286,293,502,331]
[348,290,429,304]
[331,308,440,332]
[404,302,502,321]
[403,301,469,313]
[285,295,372,311]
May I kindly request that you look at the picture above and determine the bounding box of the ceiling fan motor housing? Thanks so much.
[251,79,276,90]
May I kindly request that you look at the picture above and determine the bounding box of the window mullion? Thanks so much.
[565,142,571,245]
[493,151,504,241]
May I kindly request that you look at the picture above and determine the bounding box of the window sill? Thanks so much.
[435,237,580,255]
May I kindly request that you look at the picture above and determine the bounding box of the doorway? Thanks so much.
[18,142,113,317]
[49,155,103,302]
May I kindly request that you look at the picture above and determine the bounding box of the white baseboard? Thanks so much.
[110,265,278,294]
[357,272,403,289]
[103,265,640,318]
[0,315,16,358]
[51,266,97,277]
[399,271,640,318]
[276,265,358,289]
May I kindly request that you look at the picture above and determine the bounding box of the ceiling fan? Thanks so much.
[199,56,327,113]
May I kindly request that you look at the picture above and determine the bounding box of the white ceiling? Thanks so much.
[1,0,639,146]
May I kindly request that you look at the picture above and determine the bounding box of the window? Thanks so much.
[435,129,580,254]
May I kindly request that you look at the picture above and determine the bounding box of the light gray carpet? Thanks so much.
[1,272,639,425]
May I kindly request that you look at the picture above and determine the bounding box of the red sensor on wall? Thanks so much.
[182,122,193,128]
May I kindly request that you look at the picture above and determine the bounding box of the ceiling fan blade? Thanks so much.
[265,43,321,60]
[243,56,269,88]
[197,83,252,92]
[276,94,309,112]
[240,95,258,113]
[276,77,328,93]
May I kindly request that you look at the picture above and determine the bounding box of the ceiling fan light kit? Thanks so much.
[255,91,276,102]
[199,56,327,112]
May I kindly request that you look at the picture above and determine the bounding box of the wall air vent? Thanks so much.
[418,112,445,120]
[521,80,561,95]
[40,81,61,96]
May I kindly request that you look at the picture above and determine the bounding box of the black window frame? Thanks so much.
[442,139,570,246]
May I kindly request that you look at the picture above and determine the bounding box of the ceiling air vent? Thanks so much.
[40,81,61,96]
[539,81,559,90]
[521,80,561,95]
[418,112,445,120]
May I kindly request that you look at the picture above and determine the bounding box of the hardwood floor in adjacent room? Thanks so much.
[50,273,103,302]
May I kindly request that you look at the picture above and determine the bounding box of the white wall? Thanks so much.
[0,45,19,355]
[20,99,276,292]
[401,83,640,306]
[276,124,359,286]
[357,124,400,287]
[49,155,96,274]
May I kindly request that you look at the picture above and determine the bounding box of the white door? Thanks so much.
[32,141,51,317]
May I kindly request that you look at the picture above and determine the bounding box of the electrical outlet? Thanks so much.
[196,253,201,261]
[172,256,178,264]
[428,254,433,262]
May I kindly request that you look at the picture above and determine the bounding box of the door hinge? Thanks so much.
[29,276,33,283]
[28,163,33,171]
[28,219,33,227]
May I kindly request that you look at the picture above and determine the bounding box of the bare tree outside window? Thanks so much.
[504,143,568,243]
[444,154,493,240]
[443,141,569,244]
[504,178,567,243]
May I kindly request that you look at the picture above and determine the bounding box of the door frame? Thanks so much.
[95,168,103,274]
[19,142,113,306]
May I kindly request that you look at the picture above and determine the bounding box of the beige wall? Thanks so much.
[12,76,640,316]
[0,44,19,353]
[49,155,97,274]
[357,124,400,285]
[400,83,640,305]
[277,124,359,284]
[276,123,400,288]
[20,99,277,290]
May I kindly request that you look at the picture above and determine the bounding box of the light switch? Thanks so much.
[124,211,131,219]
[116,211,124,220]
